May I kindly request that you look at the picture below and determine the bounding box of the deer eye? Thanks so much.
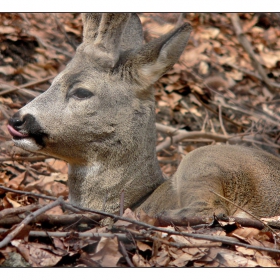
[72,88,94,100]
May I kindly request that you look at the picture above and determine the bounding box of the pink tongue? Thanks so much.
[7,124,28,138]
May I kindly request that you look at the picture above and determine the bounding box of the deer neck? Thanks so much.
[67,141,165,213]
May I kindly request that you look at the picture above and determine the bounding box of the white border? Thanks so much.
[1,0,278,12]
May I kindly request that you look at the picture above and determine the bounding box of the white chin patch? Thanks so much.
[13,137,42,153]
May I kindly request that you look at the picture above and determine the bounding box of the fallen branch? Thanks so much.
[218,104,228,136]
[0,155,48,163]
[0,84,39,98]
[156,211,265,230]
[1,225,277,256]
[0,228,139,241]
[0,197,64,249]
[0,185,57,201]
[0,204,41,219]
[0,213,101,227]
[0,186,270,231]
[1,185,280,254]
[156,123,229,152]
[119,241,135,267]
[155,123,280,152]
[0,75,56,96]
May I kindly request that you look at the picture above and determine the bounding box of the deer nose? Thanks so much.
[8,112,26,128]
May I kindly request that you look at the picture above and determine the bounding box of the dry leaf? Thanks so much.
[255,255,278,268]
[0,26,16,34]
[136,241,152,252]
[171,252,192,267]
[218,249,258,267]
[152,245,170,267]
[231,227,260,240]
[91,237,122,267]
[12,240,62,267]
[132,254,151,267]
[0,65,15,75]
[7,171,27,189]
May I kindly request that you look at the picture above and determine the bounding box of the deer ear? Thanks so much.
[130,23,192,87]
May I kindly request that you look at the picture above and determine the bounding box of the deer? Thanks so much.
[7,13,280,223]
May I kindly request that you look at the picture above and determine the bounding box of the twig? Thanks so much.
[156,123,229,152]
[0,185,57,201]
[0,197,64,249]
[0,228,140,241]
[30,32,74,59]
[119,241,135,267]
[155,123,280,152]
[0,204,40,219]
[53,14,77,50]
[0,84,39,98]
[120,227,280,255]
[156,211,265,230]
[209,189,280,237]
[230,13,278,92]
[216,98,280,127]
[62,205,280,254]
[1,185,280,254]
[218,104,228,136]
[192,91,245,129]
[226,62,262,80]
[0,212,101,228]
[0,155,48,163]
[180,99,202,127]
[130,228,223,249]
[0,75,56,96]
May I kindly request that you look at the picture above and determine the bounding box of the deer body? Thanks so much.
[8,13,280,220]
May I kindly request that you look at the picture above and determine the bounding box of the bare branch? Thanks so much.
[0,75,56,96]
[155,123,280,152]
[1,185,280,254]
[0,155,48,163]
[0,197,64,249]
[0,185,57,201]
[119,241,135,267]
[0,204,41,219]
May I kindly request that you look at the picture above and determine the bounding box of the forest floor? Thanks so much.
[0,13,280,267]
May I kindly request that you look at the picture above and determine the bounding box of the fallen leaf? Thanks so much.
[132,253,151,267]
[91,237,122,267]
[0,26,16,34]
[255,255,278,267]
[231,227,260,241]
[0,65,16,75]
[11,240,62,267]
[136,241,152,252]
[218,249,258,267]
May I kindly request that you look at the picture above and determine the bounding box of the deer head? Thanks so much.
[8,13,192,212]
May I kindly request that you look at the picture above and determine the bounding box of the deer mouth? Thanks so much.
[7,124,46,152]
[7,124,29,139]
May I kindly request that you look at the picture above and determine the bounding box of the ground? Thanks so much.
[0,13,280,267]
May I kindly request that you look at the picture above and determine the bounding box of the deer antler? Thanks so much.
[82,13,131,68]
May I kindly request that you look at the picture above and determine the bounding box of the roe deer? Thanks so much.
[7,13,280,221]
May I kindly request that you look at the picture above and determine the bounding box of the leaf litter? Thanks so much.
[0,13,280,267]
